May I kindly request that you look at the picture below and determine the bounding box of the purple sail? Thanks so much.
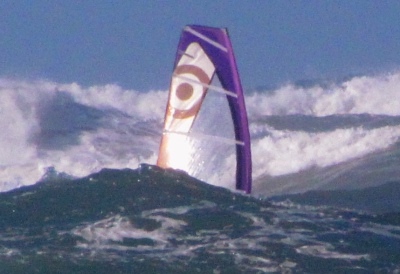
[157,25,252,193]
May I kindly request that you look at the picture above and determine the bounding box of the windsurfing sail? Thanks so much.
[157,25,252,193]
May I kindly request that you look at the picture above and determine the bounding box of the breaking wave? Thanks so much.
[1,71,400,193]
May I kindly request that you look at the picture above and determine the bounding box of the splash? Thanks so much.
[247,72,400,117]
[1,71,400,193]
[0,78,165,191]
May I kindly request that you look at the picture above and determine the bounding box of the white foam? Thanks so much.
[58,82,167,119]
[247,71,400,116]
[72,203,217,251]
[70,200,376,269]
[252,126,400,178]
[72,214,176,251]
[296,244,369,260]
[0,78,165,192]
[2,71,400,192]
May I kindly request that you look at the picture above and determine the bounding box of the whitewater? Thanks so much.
[2,72,400,197]
[2,71,400,273]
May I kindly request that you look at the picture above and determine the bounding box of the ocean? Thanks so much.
[1,72,400,273]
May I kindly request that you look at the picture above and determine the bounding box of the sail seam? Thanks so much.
[184,26,228,52]
[164,130,244,146]
[173,74,237,98]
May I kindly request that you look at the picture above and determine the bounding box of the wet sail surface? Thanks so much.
[173,78,238,189]
[157,25,252,193]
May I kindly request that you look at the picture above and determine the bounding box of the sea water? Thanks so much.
[1,73,400,272]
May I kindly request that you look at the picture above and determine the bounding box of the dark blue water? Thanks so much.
[1,165,400,273]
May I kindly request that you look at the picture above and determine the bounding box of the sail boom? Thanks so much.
[173,74,238,98]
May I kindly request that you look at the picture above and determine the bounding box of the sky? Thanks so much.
[1,1,400,91]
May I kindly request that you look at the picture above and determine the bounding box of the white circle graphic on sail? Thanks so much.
[164,42,216,133]
[170,64,210,119]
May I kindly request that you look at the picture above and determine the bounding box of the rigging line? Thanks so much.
[163,130,245,146]
[184,26,228,52]
[173,74,238,98]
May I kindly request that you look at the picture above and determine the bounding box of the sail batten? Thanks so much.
[173,74,238,98]
[163,130,245,146]
[184,26,228,52]
[157,25,252,193]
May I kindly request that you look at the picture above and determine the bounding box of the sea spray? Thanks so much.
[1,71,400,194]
